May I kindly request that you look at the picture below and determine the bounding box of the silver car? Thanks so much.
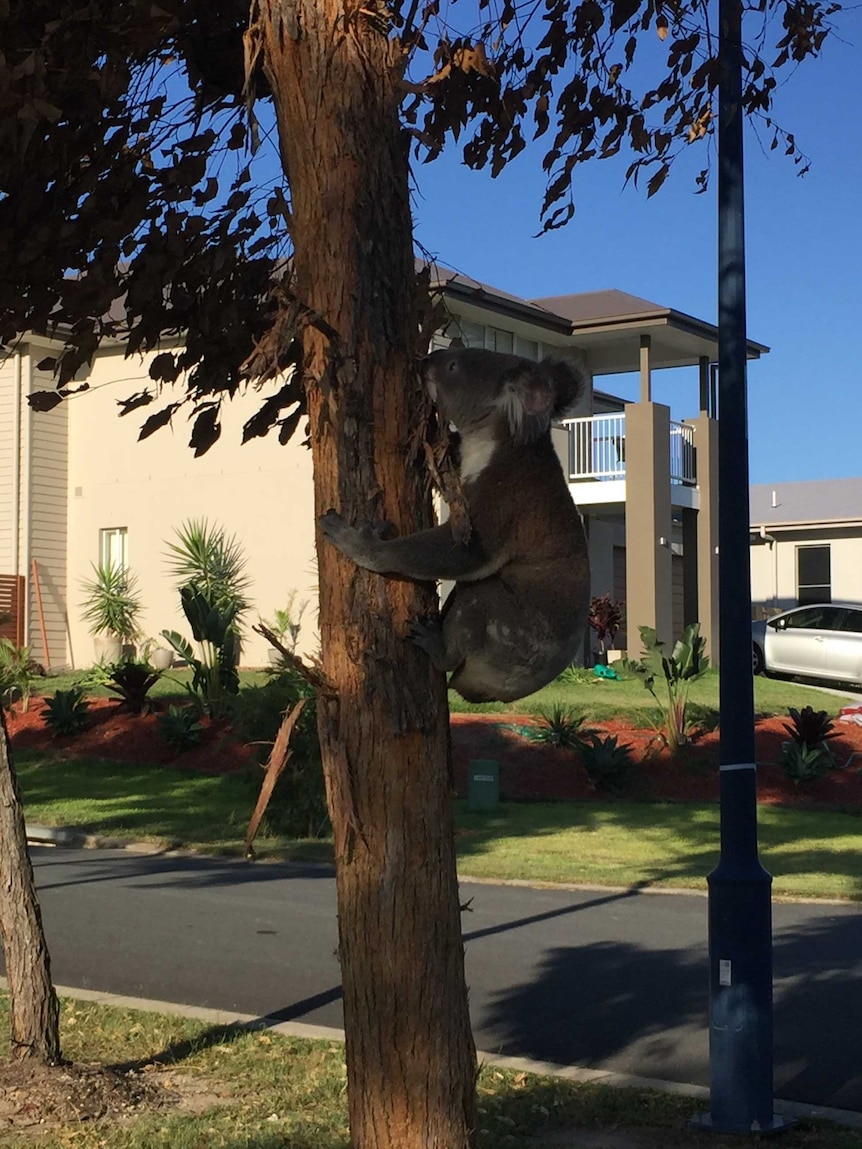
[752,603,862,687]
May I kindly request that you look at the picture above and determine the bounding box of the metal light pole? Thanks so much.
[694,0,789,1133]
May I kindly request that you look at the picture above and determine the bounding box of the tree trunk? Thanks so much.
[0,709,61,1063]
[259,5,478,1147]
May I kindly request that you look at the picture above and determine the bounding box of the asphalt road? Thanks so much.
[18,847,862,1111]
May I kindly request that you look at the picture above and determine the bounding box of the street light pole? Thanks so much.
[696,0,789,1133]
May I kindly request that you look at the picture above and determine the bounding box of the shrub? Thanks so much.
[161,585,242,719]
[579,732,635,792]
[531,705,592,752]
[588,594,624,656]
[780,741,833,785]
[781,706,836,750]
[780,706,836,784]
[104,659,163,715]
[634,623,709,752]
[80,561,142,640]
[158,705,204,752]
[233,670,328,839]
[0,639,42,712]
[42,688,90,736]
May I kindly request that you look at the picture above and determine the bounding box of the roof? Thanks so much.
[531,288,770,374]
[750,478,862,528]
[425,264,572,334]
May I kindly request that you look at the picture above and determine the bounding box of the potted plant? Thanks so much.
[588,594,625,665]
[80,561,142,662]
[139,636,174,671]
[262,591,309,664]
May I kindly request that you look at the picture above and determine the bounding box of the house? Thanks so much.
[0,267,768,670]
[750,478,862,617]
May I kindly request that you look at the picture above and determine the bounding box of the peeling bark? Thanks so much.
[257,3,478,1145]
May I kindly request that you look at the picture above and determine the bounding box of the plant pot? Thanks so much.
[94,634,123,664]
[607,649,626,665]
[150,647,174,671]
[267,648,284,666]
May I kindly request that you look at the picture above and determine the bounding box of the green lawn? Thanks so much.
[15,751,862,900]
[0,993,857,1149]
[448,666,855,722]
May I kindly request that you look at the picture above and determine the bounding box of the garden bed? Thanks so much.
[7,697,862,811]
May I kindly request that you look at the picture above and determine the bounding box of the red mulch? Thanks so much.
[6,696,256,775]
[7,697,862,809]
[449,712,862,808]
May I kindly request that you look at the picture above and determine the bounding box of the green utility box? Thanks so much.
[467,759,500,811]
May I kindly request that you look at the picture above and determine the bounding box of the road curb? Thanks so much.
[2,979,859,1130]
[26,825,860,906]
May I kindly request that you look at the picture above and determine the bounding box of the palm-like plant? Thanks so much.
[164,519,251,616]
[80,561,142,640]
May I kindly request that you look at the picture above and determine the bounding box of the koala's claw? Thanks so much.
[319,511,395,571]
[409,616,448,671]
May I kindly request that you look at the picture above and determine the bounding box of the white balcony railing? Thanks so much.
[669,420,696,485]
[565,413,626,481]
[563,414,696,485]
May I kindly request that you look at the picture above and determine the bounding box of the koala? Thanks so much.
[319,347,591,703]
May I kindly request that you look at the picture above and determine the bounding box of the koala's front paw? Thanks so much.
[409,616,448,671]
[319,511,391,572]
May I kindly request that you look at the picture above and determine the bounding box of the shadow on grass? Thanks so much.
[454,798,862,898]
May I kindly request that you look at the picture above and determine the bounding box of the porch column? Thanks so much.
[624,401,673,652]
[692,413,720,663]
[698,355,711,415]
[639,335,652,403]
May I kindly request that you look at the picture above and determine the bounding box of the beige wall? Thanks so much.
[750,525,862,616]
[66,347,318,667]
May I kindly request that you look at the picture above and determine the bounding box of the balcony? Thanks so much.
[563,413,696,486]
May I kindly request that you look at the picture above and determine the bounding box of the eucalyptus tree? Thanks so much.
[0,0,838,1143]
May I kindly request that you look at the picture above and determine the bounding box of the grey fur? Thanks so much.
[319,347,591,702]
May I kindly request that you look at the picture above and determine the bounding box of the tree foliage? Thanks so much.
[0,0,841,450]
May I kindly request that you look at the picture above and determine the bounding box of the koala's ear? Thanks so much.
[499,363,556,443]
[539,358,587,418]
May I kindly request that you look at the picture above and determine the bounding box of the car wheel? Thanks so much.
[752,643,765,676]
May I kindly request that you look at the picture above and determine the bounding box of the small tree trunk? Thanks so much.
[0,709,61,1063]
[259,5,478,1147]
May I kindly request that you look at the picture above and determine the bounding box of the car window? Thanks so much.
[839,610,862,634]
[780,606,845,631]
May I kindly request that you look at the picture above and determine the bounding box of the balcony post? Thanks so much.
[623,401,673,649]
[692,413,720,662]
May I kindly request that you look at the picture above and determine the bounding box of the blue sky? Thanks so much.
[410,8,862,485]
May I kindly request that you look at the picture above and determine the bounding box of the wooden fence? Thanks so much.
[0,574,25,647]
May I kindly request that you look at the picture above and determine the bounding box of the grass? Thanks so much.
[15,751,862,900]
[454,801,862,901]
[447,666,856,722]
[32,667,272,701]
[0,993,857,1149]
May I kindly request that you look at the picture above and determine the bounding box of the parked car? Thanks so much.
[752,603,862,687]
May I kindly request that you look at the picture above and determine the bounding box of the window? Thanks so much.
[100,527,128,572]
[514,336,539,360]
[840,610,862,634]
[797,545,830,605]
[778,605,843,631]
